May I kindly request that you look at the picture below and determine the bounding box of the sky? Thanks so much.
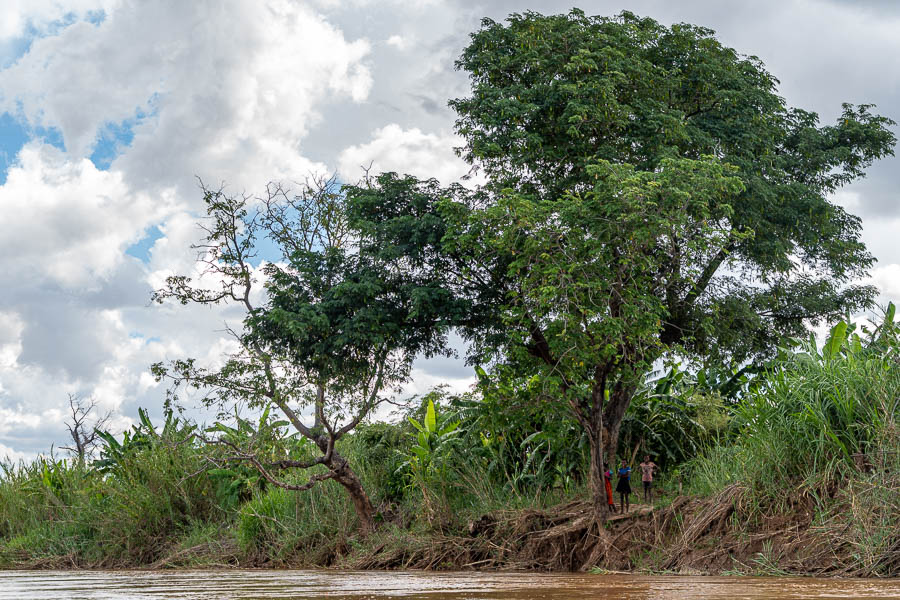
[0,0,898,461]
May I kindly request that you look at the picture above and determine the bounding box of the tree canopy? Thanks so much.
[346,9,896,514]
[450,9,895,363]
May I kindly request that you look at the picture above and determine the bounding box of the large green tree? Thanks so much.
[348,10,895,513]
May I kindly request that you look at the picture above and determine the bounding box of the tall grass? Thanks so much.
[685,314,900,574]
[689,332,900,504]
[0,422,220,567]
[0,399,567,568]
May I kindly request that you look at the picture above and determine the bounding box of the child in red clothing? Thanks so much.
[603,462,615,512]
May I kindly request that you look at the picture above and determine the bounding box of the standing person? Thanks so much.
[603,462,615,513]
[640,455,658,503]
[615,462,632,514]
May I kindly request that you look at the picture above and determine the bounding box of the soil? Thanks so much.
[346,484,878,576]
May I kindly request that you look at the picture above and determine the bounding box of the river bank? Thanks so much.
[3,315,898,577]
[185,485,899,577]
[4,481,893,578]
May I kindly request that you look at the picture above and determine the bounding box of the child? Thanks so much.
[639,455,658,503]
[616,463,632,513]
[603,462,615,513]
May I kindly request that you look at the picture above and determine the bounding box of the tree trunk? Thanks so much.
[330,454,376,534]
[602,385,635,466]
[313,429,376,535]
[587,428,608,523]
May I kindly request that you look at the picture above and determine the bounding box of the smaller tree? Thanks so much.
[152,176,453,533]
[61,393,111,464]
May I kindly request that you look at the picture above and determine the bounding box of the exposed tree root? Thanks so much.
[344,484,898,577]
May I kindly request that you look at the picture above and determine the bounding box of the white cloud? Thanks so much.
[869,264,900,304]
[0,142,173,288]
[0,312,24,370]
[386,34,408,49]
[313,0,441,10]
[0,0,372,192]
[338,124,473,185]
[0,441,29,464]
[405,368,474,397]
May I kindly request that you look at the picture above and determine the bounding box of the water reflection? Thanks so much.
[2,570,899,599]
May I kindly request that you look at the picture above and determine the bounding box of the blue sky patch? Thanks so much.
[126,225,164,263]
[0,113,29,184]
[128,332,161,345]
[35,124,65,151]
[85,10,107,26]
[90,118,137,170]
[89,97,159,170]
[0,112,66,184]
[248,229,287,267]
[0,35,34,69]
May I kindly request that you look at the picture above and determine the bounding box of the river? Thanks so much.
[2,570,899,599]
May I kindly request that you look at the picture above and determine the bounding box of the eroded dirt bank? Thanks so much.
[233,483,897,576]
[345,484,845,575]
[8,484,896,577]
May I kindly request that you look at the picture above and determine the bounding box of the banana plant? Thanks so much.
[93,407,196,474]
[796,302,896,362]
[399,397,460,489]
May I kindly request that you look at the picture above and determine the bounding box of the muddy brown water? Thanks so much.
[2,570,899,599]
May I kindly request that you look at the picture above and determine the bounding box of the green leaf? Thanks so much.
[439,420,460,436]
[425,399,437,433]
[823,321,848,359]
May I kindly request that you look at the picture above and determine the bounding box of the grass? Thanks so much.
[0,411,570,569]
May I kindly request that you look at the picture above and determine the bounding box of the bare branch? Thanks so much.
[60,394,112,462]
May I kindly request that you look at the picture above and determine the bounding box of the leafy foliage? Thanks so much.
[620,368,731,468]
[689,303,900,501]
[347,9,894,509]
[402,396,461,482]
[464,368,588,494]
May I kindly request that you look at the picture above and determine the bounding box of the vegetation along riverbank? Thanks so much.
[2,311,899,576]
[2,9,897,577]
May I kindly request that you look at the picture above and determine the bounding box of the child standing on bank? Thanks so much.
[603,462,615,513]
[640,455,658,503]
[615,463,632,513]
